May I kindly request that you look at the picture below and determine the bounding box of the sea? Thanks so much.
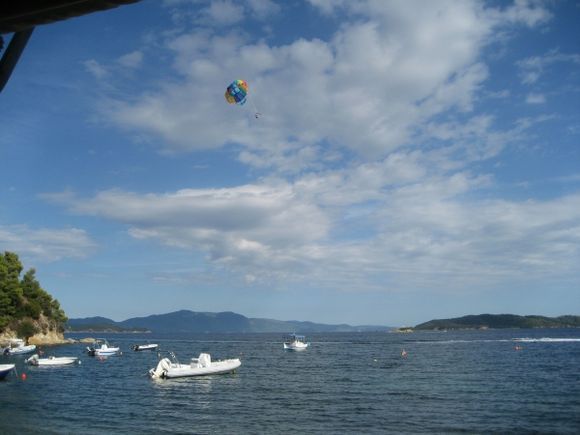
[1,329,579,434]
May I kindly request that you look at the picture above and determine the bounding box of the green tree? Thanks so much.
[21,300,42,320]
[16,319,38,342]
[0,252,24,316]
[21,268,41,299]
[0,251,68,334]
[20,269,44,319]
[0,255,12,328]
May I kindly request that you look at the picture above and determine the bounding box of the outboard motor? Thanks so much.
[150,357,172,379]
[26,354,39,366]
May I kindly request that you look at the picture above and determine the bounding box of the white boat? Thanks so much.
[0,364,15,380]
[86,338,120,356]
[25,354,79,366]
[2,338,37,355]
[149,352,241,379]
[132,343,159,351]
[283,334,310,351]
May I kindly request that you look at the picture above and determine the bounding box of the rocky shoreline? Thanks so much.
[0,329,74,347]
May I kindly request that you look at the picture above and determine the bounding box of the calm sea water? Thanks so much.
[1,329,579,434]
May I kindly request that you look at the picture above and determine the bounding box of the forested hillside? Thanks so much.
[68,309,392,333]
[414,314,580,330]
[0,251,67,339]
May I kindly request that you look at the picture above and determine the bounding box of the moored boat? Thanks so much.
[132,343,159,351]
[283,334,310,351]
[2,338,36,355]
[149,352,241,379]
[25,354,79,366]
[86,338,120,356]
[0,364,15,380]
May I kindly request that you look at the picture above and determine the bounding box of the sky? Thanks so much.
[1,0,579,326]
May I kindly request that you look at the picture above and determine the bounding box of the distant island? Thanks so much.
[67,310,393,333]
[67,311,580,334]
[65,316,150,333]
[414,314,580,331]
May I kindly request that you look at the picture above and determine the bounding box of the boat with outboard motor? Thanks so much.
[2,338,36,355]
[0,364,15,380]
[25,354,79,366]
[283,334,310,351]
[149,351,241,379]
[86,338,120,356]
[132,343,158,351]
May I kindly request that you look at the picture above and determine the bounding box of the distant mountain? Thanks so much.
[414,314,580,331]
[247,317,367,333]
[67,316,116,326]
[119,310,250,333]
[66,316,149,332]
[67,310,392,333]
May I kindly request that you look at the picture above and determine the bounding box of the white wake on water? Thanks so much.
[513,337,580,343]
[414,337,580,344]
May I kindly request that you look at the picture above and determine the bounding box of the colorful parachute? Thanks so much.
[225,79,248,105]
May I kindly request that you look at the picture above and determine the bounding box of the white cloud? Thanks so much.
[526,93,545,104]
[42,169,580,291]
[83,59,109,80]
[46,185,329,270]
[202,0,245,25]
[517,50,580,85]
[69,1,580,293]
[118,50,144,69]
[0,225,97,262]
[164,0,279,26]
[100,0,552,166]
[495,0,552,27]
[246,0,280,19]
[306,0,349,15]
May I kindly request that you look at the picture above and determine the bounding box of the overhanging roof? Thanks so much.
[0,0,140,34]
[0,1,141,92]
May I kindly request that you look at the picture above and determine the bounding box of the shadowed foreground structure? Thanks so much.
[0,0,140,92]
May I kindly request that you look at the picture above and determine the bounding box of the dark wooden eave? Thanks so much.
[0,0,141,92]
[0,0,140,34]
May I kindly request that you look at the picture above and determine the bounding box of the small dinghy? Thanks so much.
[131,343,158,352]
[86,338,120,356]
[0,364,15,380]
[149,352,241,379]
[2,338,36,355]
[26,354,79,366]
[283,334,310,351]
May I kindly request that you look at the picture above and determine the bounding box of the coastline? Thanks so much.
[0,330,74,347]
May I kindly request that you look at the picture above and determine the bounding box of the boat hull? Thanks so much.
[283,342,309,351]
[165,359,241,378]
[87,341,120,356]
[132,344,158,351]
[283,334,310,351]
[26,355,78,366]
[150,354,241,379]
[93,348,119,356]
[4,344,37,355]
[0,364,15,380]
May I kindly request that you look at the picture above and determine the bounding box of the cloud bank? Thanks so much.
[38,1,580,297]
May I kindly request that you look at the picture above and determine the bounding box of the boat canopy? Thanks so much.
[199,353,211,368]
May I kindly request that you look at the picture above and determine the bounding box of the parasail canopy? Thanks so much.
[225,79,248,105]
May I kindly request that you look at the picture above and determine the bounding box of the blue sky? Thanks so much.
[1,0,579,326]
